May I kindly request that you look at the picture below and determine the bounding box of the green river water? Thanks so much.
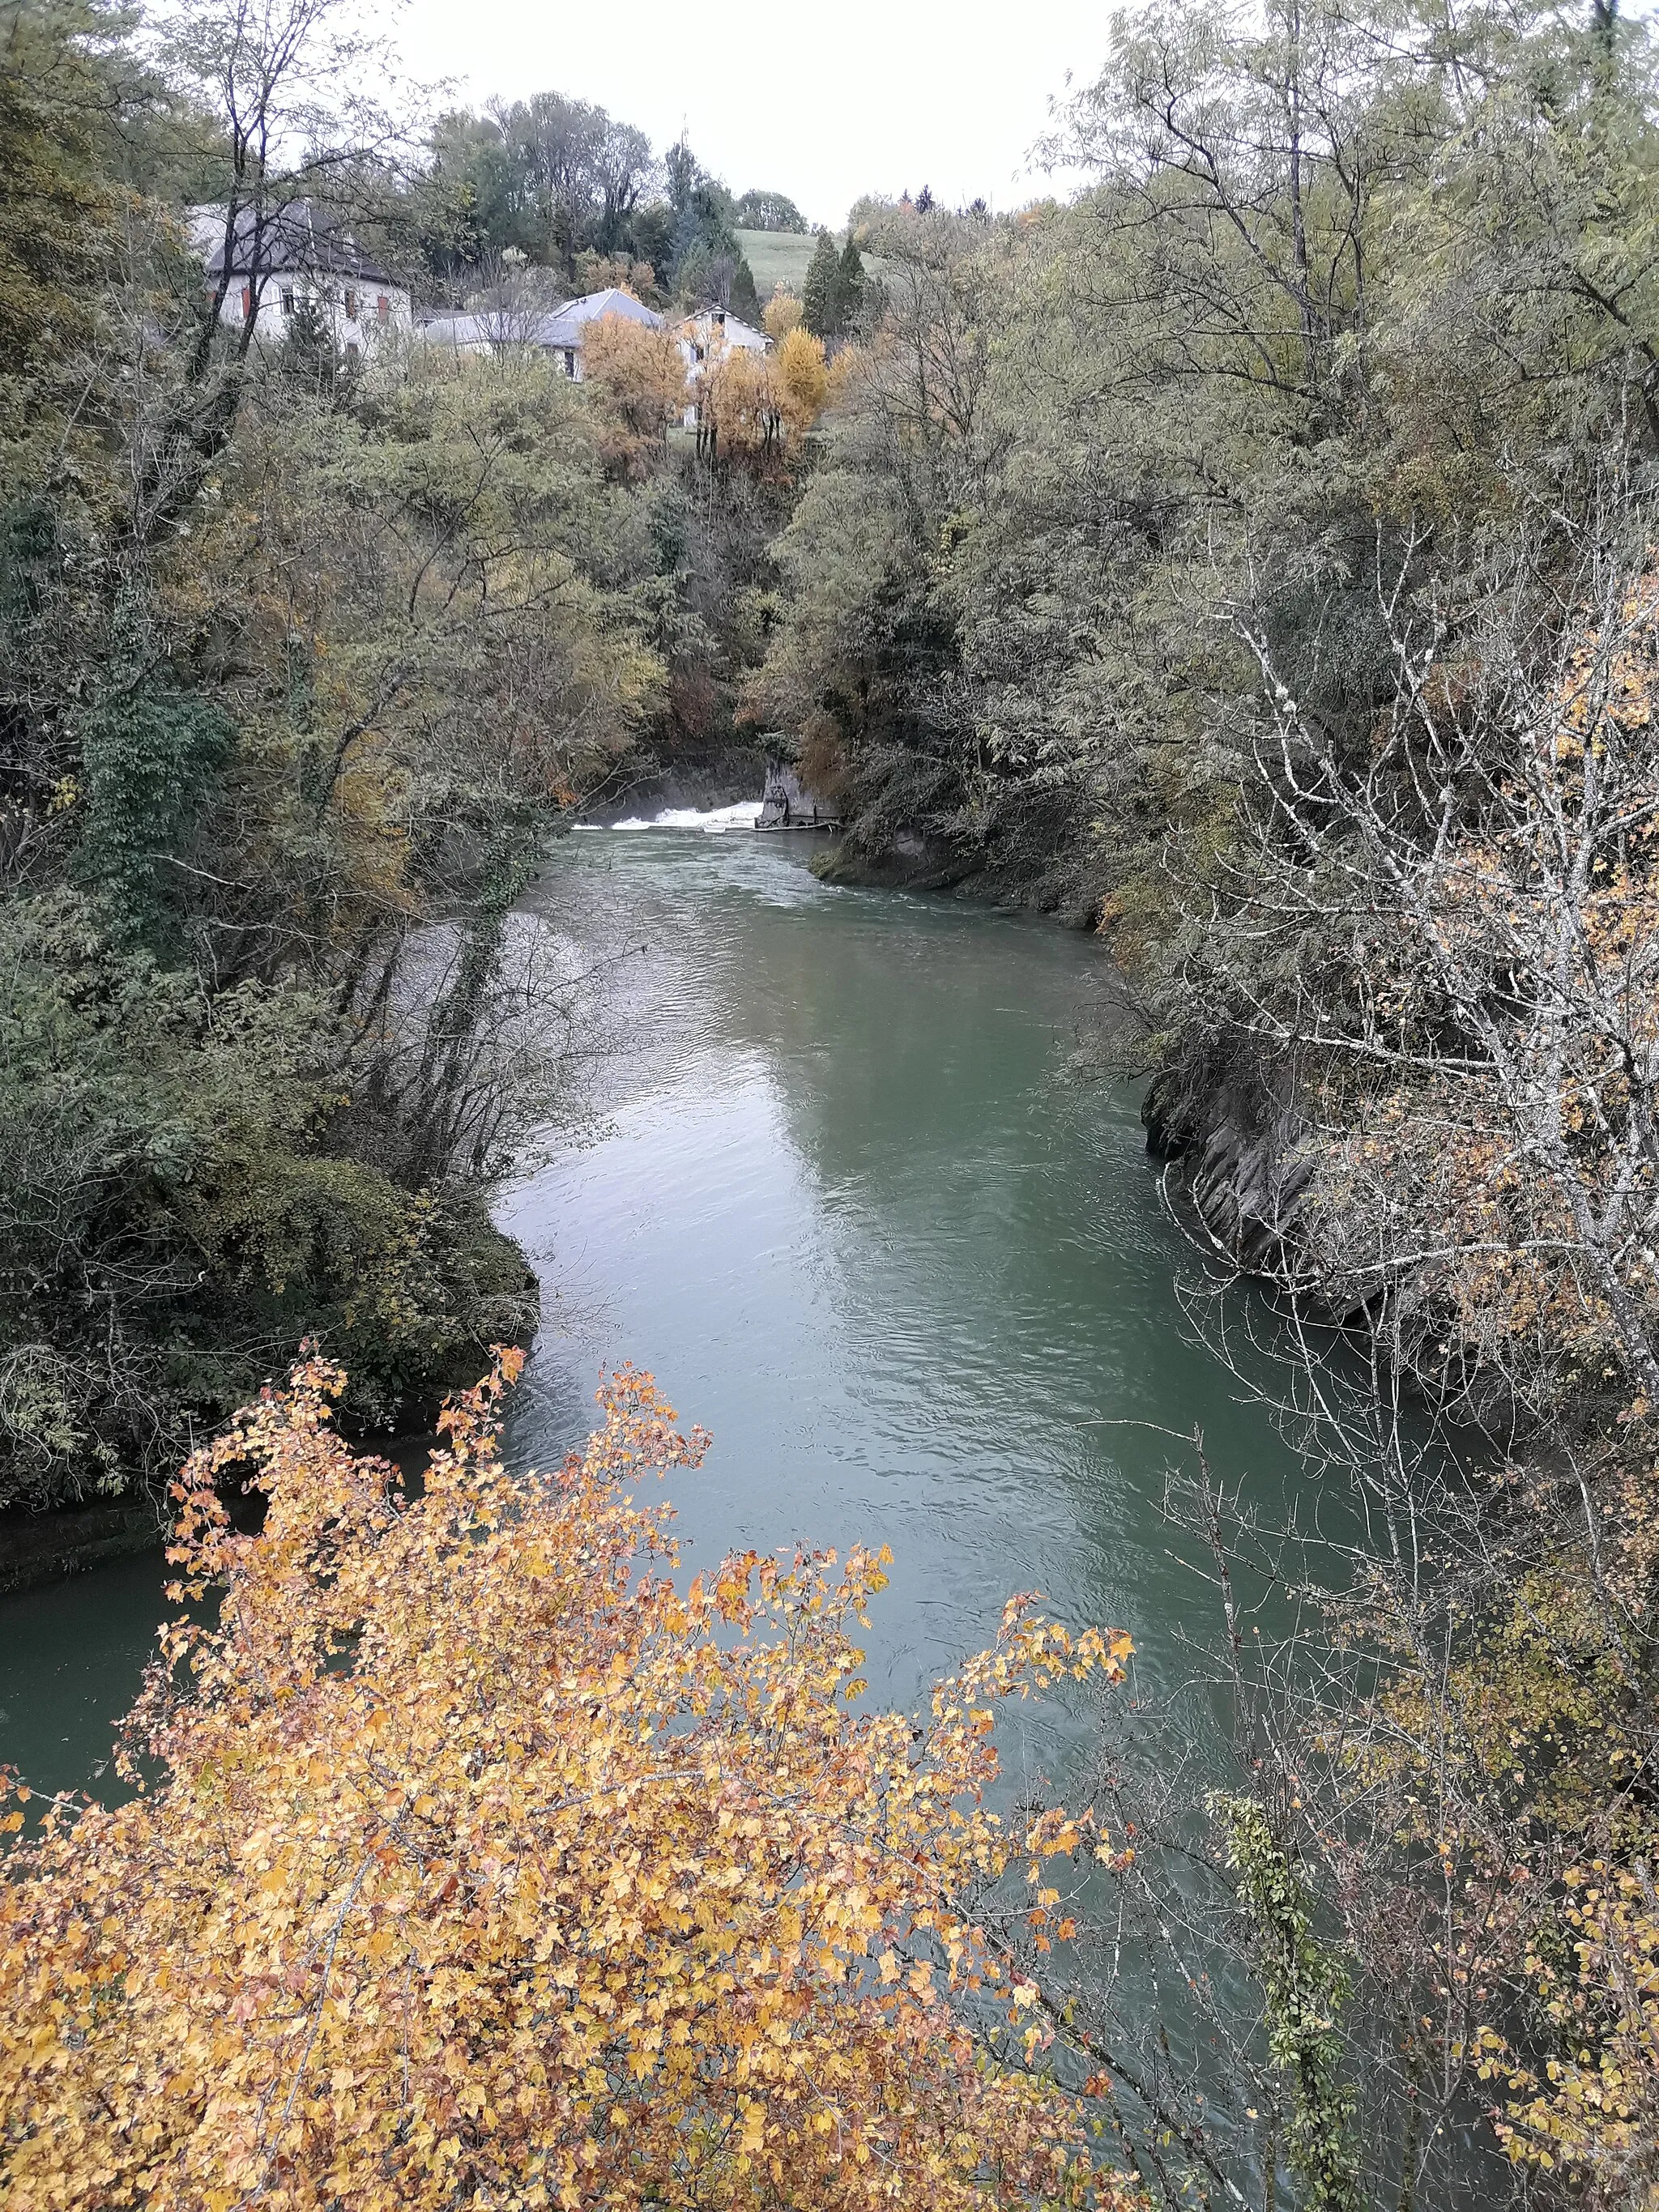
[0,825,1307,1793]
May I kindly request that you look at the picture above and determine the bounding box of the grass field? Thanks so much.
[734,228,819,296]
[734,228,891,305]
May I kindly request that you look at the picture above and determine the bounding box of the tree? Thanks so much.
[664,133,747,307]
[774,324,829,436]
[159,0,407,391]
[591,113,655,251]
[733,187,807,232]
[0,1350,1137,2212]
[581,309,688,470]
[419,109,531,275]
[628,196,673,283]
[1210,516,1659,1427]
[0,0,110,430]
[487,91,606,276]
[727,246,761,323]
[763,288,803,340]
[695,341,778,468]
[837,232,865,326]
[801,225,841,336]
[416,100,660,283]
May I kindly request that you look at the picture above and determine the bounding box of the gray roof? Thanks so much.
[416,288,662,353]
[551,287,662,336]
[188,199,394,288]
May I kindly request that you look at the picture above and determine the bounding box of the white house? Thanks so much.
[676,307,769,374]
[416,287,663,381]
[187,201,412,359]
[412,292,774,420]
[675,308,771,429]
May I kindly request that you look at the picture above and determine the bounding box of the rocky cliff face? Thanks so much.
[1141,1064,1316,1281]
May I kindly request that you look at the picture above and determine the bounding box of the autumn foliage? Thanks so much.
[694,328,830,471]
[763,291,804,342]
[580,311,689,473]
[0,1353,1136,2211]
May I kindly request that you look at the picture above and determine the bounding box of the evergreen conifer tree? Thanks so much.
[676,238,713,306]
[836,236,865,329]
[730,250,761,326]
[801,228,842,337]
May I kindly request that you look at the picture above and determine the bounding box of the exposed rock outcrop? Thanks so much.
[1142,1065,1315,1278]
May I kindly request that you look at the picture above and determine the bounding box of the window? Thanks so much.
[563,348,577,377]
[280,285,295,315]
[345,340,360,364]
[344,289,357,321]
[241,284,252,320]
[376,293,390,322]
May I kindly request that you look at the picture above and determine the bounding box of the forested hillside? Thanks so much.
[0,0,819,1515]
[752,4,1659,2201]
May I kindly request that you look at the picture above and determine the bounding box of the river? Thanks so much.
[0,824,1303,1794]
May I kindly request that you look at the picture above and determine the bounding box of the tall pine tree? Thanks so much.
[801,228,842,337]
[836,235,865,330]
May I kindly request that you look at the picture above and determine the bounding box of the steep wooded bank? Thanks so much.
[749,6,1659,2197]
[754,1,1659,1430]
[0,0,820,1522]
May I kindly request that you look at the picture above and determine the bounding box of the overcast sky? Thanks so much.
[397,0,1108,228]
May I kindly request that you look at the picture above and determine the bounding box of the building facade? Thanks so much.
[188,202,412,358]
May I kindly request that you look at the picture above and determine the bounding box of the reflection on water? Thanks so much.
[501,829,1301,1721]
[0,827,1304,1794]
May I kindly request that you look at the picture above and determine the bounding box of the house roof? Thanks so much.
[188,200,394,288]
[680,309,769,353]
[551,288,662,335]
[416,311,511,349]
[416,288,663,353]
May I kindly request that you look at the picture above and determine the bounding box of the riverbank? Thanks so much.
[0,1498,166,1596]
[808,834,1104,928]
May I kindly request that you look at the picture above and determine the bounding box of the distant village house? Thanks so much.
[416,286,661,379]
[186,211,777,407]
[416,291,770,419]
[188,201,412,359]
[676,307,769,372]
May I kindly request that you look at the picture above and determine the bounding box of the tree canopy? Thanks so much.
[0,1353,1136,2212]
[733,187,807,232]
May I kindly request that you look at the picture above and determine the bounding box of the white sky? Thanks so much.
[395,0,1108,228]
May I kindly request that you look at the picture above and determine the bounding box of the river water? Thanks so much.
[0,825,1304,1795]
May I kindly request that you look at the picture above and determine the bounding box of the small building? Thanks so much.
[412,291,774,425]
[676,308,771,429]
[188,201,412,358]
[416,287,663,381]
[676,307,769,373]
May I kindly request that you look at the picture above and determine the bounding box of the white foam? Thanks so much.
[609,801,763,833]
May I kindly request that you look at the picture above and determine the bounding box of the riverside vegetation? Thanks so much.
[0,0,824,1519]
[5,0,1659,2206]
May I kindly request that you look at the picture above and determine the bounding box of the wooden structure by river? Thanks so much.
[757,759,839,831]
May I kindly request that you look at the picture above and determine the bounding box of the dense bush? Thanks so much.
[0,1353,1134,2210]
